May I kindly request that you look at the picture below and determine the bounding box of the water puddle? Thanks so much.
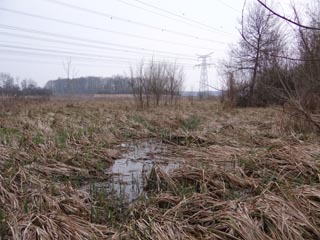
[81,139,182,203]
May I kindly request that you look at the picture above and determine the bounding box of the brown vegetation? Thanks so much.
[0,98,320,239]
[130,59,184,108]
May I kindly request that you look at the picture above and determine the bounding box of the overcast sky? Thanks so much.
[0,0,306,90]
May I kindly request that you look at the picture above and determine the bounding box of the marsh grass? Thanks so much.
[181,114,201,131]
[90,188,130,228]
[0,98,320,239]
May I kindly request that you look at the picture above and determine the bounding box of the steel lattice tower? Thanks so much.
[195,52,214,96]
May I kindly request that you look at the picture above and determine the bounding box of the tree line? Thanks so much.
[221,0,320,114]
[0,73,51,97]
[129,59,184,108]
[45,75,131,95]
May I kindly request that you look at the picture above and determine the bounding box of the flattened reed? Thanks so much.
[1,99,320,239]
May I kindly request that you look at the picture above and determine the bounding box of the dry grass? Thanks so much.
[1,97,320,239]
[0,167,116,239]
[128,166,320,240]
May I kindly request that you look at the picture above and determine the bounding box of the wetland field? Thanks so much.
[1,98,320,240]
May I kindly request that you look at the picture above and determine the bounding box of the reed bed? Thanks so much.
[0,98,320,239]
[0,167,116,239]
[128,164,320,239]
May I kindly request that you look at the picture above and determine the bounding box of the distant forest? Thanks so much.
[45,75,131,95]
[0,73,51,97]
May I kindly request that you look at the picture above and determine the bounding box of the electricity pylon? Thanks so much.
[194,52,214,97]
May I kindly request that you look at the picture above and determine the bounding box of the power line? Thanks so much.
[0,45,196,67]
[0,42,195,64]
[0,54,195,72]
[0,56,196,69]
[0,43,146,62]
[214,0,241,13]
[128,0,235,36]
[115,0,230,35]
[0,25,221,56]
[0,39,197,64]
[0,8,228,47]
[0,32,198,61]
[0,57,129,68]
[0,48,134,65]
[116,0,196,27]
[40,0,225,42]
[0,24,217,57]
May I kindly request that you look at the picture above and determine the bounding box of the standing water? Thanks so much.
[81,139,182,203]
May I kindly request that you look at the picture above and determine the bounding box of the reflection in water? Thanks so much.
[81,139,182,203]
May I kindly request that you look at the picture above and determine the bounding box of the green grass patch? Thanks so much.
[0,127,20,145]
[55,130,69,147]
[130,114,146,125]
[33,132,44,145]
[181,115,201,131]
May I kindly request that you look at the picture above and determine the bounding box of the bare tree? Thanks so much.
[0,73,19,96]
[21,79,37,90]
[149,60,168,106]
[129,59,184,108]
[287,1,320,112]
[244,0,320,131]
[130,61,147,108]
[224,1,284,106]
[226,72,236,107]
[256,0,320,30]
[166,63,184,105]
[63,57,77,95]
[63,57,77,80]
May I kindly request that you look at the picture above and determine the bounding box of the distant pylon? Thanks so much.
[195,52,214,97]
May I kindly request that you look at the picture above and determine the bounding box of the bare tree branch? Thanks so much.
[256,0,320,30]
